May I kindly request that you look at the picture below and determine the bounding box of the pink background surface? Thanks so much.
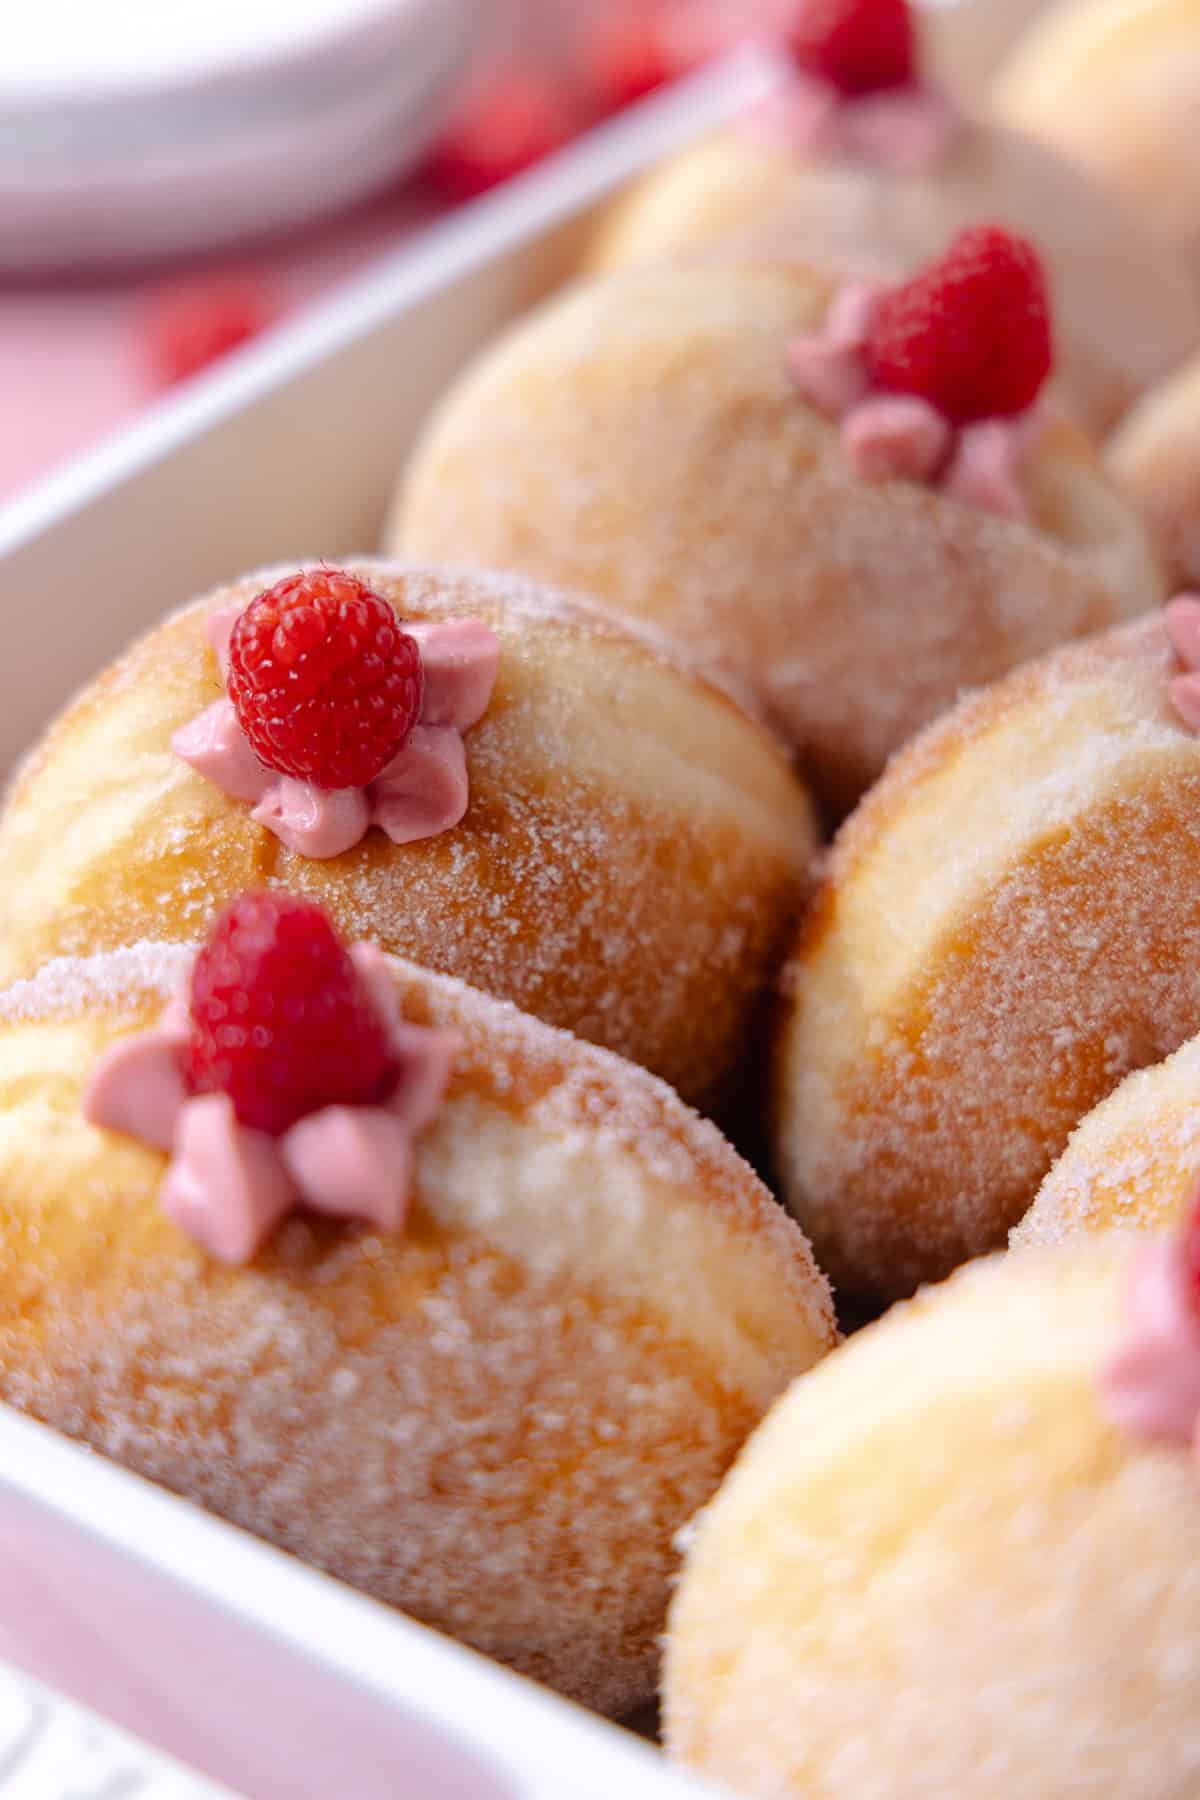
[0,202,436,503]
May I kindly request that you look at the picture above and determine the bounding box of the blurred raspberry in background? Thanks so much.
[424,67,584,204]
[424,1,762,203]
[142,277,278,390]
[584,7,680,115]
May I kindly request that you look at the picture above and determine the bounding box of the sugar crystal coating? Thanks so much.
[0,945,834,1713]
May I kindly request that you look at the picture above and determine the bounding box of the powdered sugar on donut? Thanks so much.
[1014,1029,1200,1251]
[0,558,815,1108]
[0,944,834,1713]
[393,264,1161,816]
[0,941,193,1020]
[0,942,830,1310]
[777,614,1200,1295]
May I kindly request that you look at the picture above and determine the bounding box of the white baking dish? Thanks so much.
[0,47,783,1798]
[0,1405,727,1798]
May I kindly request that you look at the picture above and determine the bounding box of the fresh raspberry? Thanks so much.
[582,9,676,116]
[787,0,916,95]
[184,893,398,1137]
[143,277,275,388]
[227,569,423,789]
[865,226,1054,427]
[425,71,580,204]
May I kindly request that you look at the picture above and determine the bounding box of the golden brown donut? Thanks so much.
[993,0,1200,284]
[1016,1030,1200,1249]
[584,117,1198,436]
[664,1239,1200,1798]
[1110,354,1200,589]
[774,612,1200,1301]
[0,943,835,1715]
[392,262,1164,817]
[0,561,817,1115]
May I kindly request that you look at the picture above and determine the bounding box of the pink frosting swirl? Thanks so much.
[785,279,1040,519]
[1165,595,1200,735]
[172,606,500,859]
[742,73,961,174]
[1102,1217,1200,1446]
[82,943,456,1264]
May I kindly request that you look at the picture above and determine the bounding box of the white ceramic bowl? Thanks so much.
[0,0,477,271]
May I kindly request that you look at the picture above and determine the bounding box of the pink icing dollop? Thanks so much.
[1102,1224,1200,1446]
[742,73,961,174]
[785,279,1040,518]
[1165,594,1200,734]
[171,606,500,860]
[82,942,457,1264]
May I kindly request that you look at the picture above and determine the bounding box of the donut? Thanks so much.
[0,561,817,1116]
[1016,1031,1200,1249]
[663,1236,1200,1798]
[774,604,1200,1301]
[919,0,1054,101]
[585,3,1198,435]
[0,920,835,1716]
[393,253,1163,817]
[993,0,1200,284]
[1110,355,1200,591]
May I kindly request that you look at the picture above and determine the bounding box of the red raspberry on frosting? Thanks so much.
[227,568,423,790]
[865,225,1054,427]
[787,0,916,96]
[184,892,399,1137]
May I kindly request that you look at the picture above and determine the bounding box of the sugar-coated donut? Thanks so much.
[1017,1031,1200,1250]
[993,0,1200,283]
[1110,356,1200,591]
[775,611,1200,1300]
[0,943,835,1714]
[919,0,1054,100]
[664,1239,1200,1799]
[0,561,816,1115]
[393,262,1162,818]
[585,108,1198,437]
